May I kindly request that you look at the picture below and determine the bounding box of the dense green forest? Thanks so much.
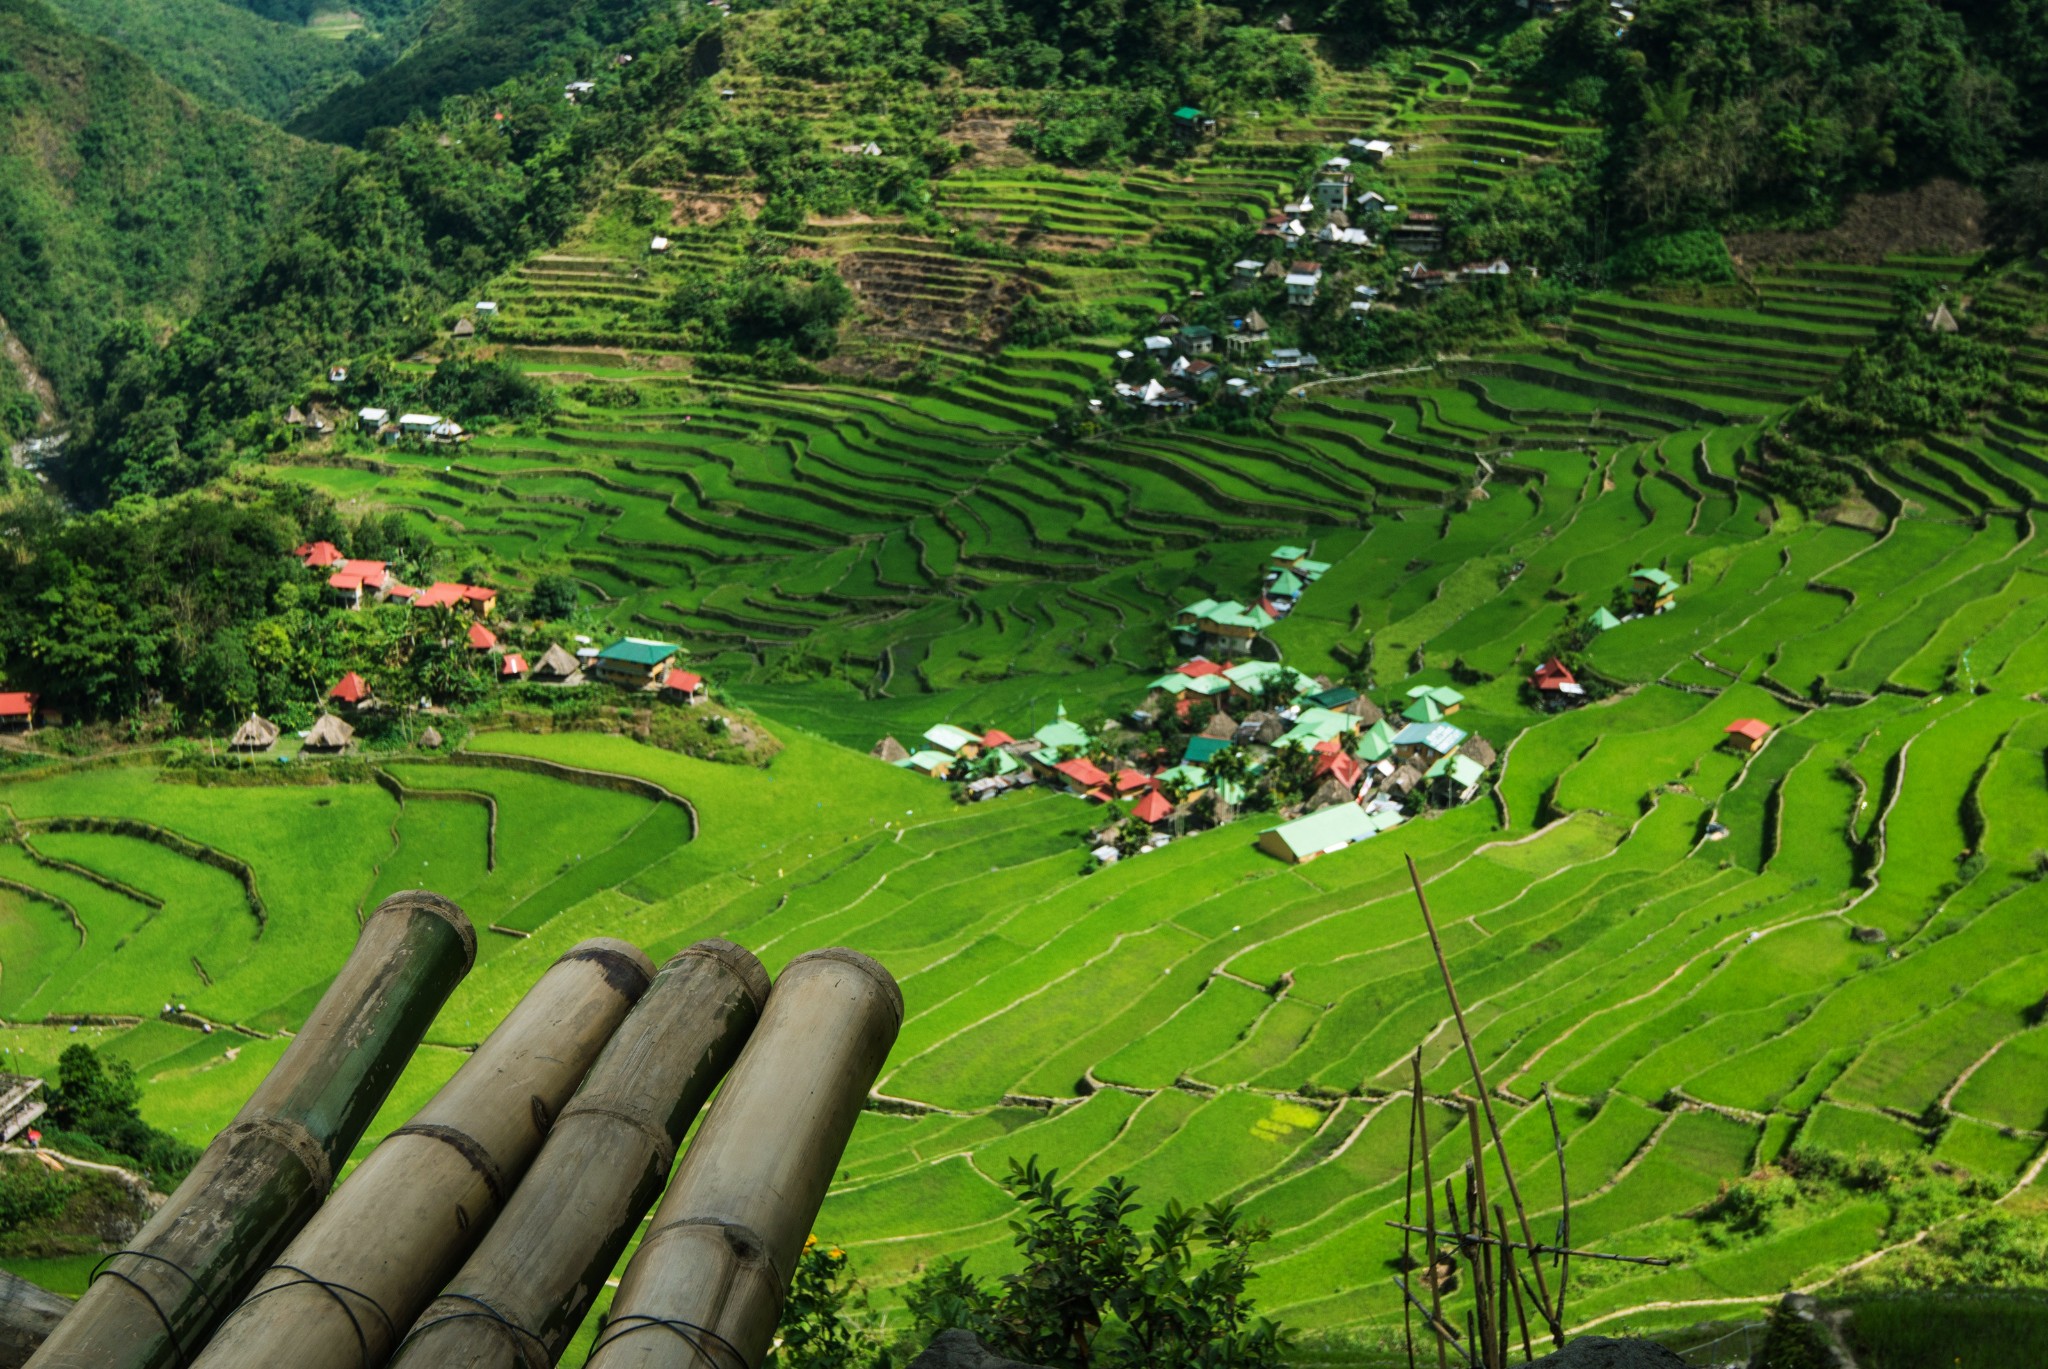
[41,0,391,123]
[0,0,335,431]
[287,0,671,146]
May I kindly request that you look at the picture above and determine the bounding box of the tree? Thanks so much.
[529,574,579,620]
[45,1045,199,1181]
[906,1158,1291,1369]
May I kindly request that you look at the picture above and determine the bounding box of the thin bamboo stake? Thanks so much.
[1463,1108,1494,1369]
[26,891,476,1369]
[1406,855,1557,1336]
[1388,1279,1472,1369]
[1379,1226,1675,1267]
[1402,1061,1421,1369]
[1413,1051,1447,1369]
[1496,1203,1530,1365]
[1541,1084,1571,1336]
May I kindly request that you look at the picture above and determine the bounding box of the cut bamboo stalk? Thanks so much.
[26,890,476,1369]
[586,948,901,1369]
[190,937,654,1369]
[389,940,771,1369]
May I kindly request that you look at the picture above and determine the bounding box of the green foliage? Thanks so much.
[288,0,667,147]
[0,0,334,448]
[46,1044,199,1182]
[418,358,556,424]
[528,575,579,621]
[906,1157,1290,1369]
[1605,229,1736,287]
[0,1160,79,1235]
[666,257,855,359]
[771,1238,864,1369]
[41,0,391,124]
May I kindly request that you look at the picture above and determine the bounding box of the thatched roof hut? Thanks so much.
[419,726,445,750]
[303,713,356,753]
[1199,710,1238,741]
[1234,711,1287,746]
[532,643,580,682]
[871,736,910,764]
[1344,695,1386,725]
[1306,777,1355,812]
[1387,763,1423,796]
[1457,735,1497,769]
[229,714,280,753]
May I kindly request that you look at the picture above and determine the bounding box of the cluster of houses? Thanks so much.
[872,650,1497,866]
[295,542,501,615]
[1171,545,1331,655]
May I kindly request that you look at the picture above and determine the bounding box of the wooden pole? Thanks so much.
[1412,1052,1446,1369]
[388,940,771,1369]
[26,891,475,1369]
[190,938,653,1369]
[1405,857,1555,1332]
[0,1270,69,1368]
[586,948,901,1369]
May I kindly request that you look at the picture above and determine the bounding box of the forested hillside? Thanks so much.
[0,0,335,435]
[40,0,392,123]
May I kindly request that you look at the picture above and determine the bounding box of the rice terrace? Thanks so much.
[4,0,2048,1364]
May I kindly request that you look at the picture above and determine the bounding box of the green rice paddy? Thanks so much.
[9,36,2048,1355]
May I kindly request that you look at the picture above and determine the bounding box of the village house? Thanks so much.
[1348,136,1394,165]
[1530,657,1586,710]
[564,80,597,102]
[1257,803,1402,865]
[531,643,581,684]
[1260,348,1321,374]
[591,637,682,688]
[1723,719,1771,754]
[357,408,390,435]
[661,669,707,705]
[872,736,912,764]
[1425,753,1489,806]
[1391,211,1444,253]
[0,692,37,732]
[228,713,280,753]
[466,622,497,651]
[302,714,356,754]
[1233,259,1264,283]
[1284,261,1323,306]
[898,750,953,779]
[1312,158,1353,211]
[476,301,499,319]
[922,724,983,758]
[328,672,375,712]
[1175,325,1216,356]
[1131,790,1175,829]
[452,318,476,341]
[295,540,344,569]
[1052,756,1113,799]
[1227,309,1270,355]
[501,654,528,680]
[1170,106,1217,138]
[412,583,499,618]
[1392,720,1467,768]
[1029,705,1091,765]
[1589,606,1623,632]
[1403,684,1464,722]
[326,559,391,610]
[1353,190,1390,219]
[650,236,671,254]
[1631,566,1678,614]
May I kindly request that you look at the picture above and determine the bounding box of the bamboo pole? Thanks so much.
[585,948,902,1369]
[1413,1051,1447,1369]
[0,1270,69,1368]
[26,891,476,1369]
[388,940,771,1369]
[190,938,654,1369]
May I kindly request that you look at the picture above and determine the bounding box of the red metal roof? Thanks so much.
[981,729,1015,746]
[1532,657,1577,688]
[327,572,362,591]
[1114,768,1152,794]
[0,692,36,718]
[1724,719,1771,741]
[501,654,527,676]
[662,670,704,692]
[1175,659,1227,678]
[1055,757,1112,789]
[466,623,497,651]
[328,672,369,703]
[298,541,344,568]
[1132,791,1173,824]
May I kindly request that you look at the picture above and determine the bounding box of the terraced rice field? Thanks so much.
[12,29,2048,1357]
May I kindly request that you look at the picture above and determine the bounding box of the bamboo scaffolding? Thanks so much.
[388,940,771,1369]
[26,891,476,1369]
[190,938,653,1369]
[586,948,902,1369]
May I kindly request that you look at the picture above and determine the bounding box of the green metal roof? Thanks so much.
[1261,804,1376,859]
[1271,570,1305,597]
[1407,684,1464,707]
[1403,695,1446,724]
[1295,559,1331,579]
[1632,567,1677,589]
[923,723,980,752]
[1307,685,1358,709]
[1150,673,1196,694]
[1173,106,1204,120]
[1590,607,1623,630]
[1184,736,1232,764]
[1179,597,1221,618]
[898,750,953,771]
[1271,545,1307,561]
[1034,718,1090,751]
[1425,754,1487,788]
[597,637,680,665]
[1356,720,1396,762]
[1187,674,1234,696]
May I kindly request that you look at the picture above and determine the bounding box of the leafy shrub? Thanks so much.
[45,1044,200,1183]
[903,1157,1291,1369]
[1605,229,1736,287]
[0,1160,80,1235]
